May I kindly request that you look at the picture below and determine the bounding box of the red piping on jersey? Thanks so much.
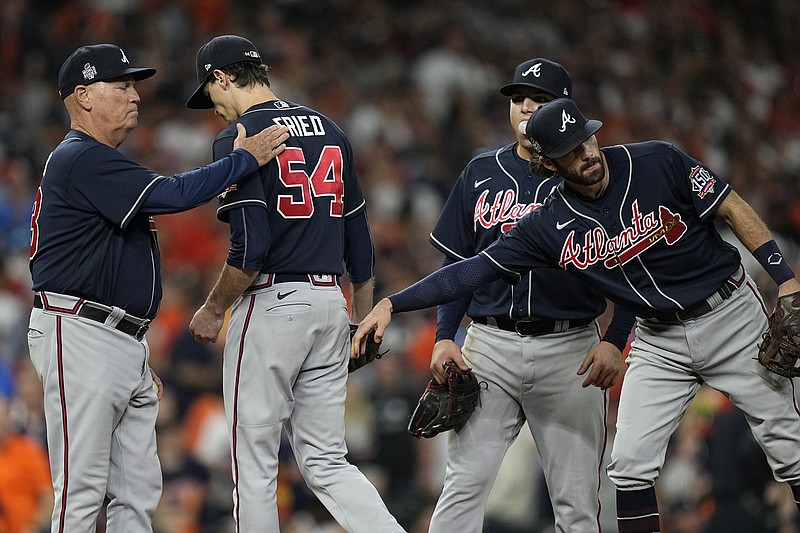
[56,316,69,533]
[746,279,769,317]
[232,295,257,533]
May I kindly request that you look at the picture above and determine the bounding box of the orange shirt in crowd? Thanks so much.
[0,434,51,533]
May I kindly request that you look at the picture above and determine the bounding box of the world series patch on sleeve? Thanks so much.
[757,292,800,378]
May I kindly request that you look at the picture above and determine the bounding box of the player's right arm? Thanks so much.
[191,194,271,343]
[351,255,504,356]
[190,263,258,343]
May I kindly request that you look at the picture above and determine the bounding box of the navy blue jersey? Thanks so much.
[430,143,607,320]
[213,100,370,277]
[482,141,740,318]
[30,129,258,318]
[30,131,166,318]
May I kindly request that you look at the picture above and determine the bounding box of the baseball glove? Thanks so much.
[757,291,800,378]
[407,362,482,438]
[348,324,388,373]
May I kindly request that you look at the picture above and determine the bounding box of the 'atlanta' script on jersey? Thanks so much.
[474,189,541,233]
[559,201,687,270]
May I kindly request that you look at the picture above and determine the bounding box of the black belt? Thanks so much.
[473,316,593,337]
[650,281,736,324]
[33,294,149,341]
[270,274,316,283]
[246,273,338,292]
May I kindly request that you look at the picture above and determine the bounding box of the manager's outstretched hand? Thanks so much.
[233,123,289,166]
[351,298,393,358]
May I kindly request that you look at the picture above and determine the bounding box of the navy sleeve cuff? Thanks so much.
[601,305,636,351]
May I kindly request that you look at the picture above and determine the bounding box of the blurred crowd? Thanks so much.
[1,0,800,531]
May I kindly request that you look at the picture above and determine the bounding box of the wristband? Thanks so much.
[753,240,795,285]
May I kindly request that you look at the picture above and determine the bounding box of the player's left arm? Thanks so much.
[350,278,375,323]
[715,190,799,296]
[344,211,375,322]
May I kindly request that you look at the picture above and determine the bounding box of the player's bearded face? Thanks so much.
[556,155,605,186]
[551,137,605,186]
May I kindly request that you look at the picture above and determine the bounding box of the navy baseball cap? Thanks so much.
[58,44,156,99]
[525,98,603,159]
[499,58,572,98]
[186,35,264,109]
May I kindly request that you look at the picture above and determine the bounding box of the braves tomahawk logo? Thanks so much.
[559,201,687,270]
[474,189,541,233]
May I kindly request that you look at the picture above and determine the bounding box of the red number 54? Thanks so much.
[276,146,344,219]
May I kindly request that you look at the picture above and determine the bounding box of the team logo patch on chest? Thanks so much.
[689,165,716,199]
[559,201,687,270]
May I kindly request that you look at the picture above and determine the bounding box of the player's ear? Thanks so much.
[73,85,92,110]
[213,70,227,86]
[539,155,557,173]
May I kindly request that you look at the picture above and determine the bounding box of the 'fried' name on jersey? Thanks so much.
[272,115,326,137]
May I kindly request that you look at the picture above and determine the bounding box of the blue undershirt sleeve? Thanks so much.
[388,255,502,313]
[344,212,374,284]
[142,149,258,213]
[601,305,636,351]
[435,256,471,341]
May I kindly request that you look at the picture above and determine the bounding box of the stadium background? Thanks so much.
[0,0,799,531]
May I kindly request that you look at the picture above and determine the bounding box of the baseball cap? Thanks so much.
[58,44,156,99]
[499,58,572,98]
[525,98,603,159]
[186,35,264,109]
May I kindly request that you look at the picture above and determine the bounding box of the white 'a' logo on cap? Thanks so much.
[205,63,212,72]
[522,63,542,78]
[120,49,129,64]
[559,109,576,132]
